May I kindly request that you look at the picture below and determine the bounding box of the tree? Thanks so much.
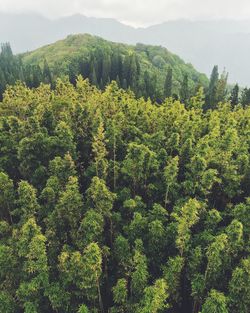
[127,212,147,243]
[188,87,205,110]
[206,65,219,109]
[110,51,121,81]
[17,218,49,312]
[137,279,168,313]
[78,304,89,313]
[112,278,128,305]
[201,289,228,313]
[173,199,202,256]
[48,153,76,187]
[0,172,15,222]
[163,256,184,305]
[17,181,39,222]
[205,234,228,285]
[232,199,250,238]
[81,243,103,308]
[101,53,111,86]
[86,176,116,218]
[240,87,250,107]
[164,156,179,207]
[229,258,250,313]
[0,291,16,313]
[114,235,131,273]
[184,155,220,197]
[89,59,98,86]
[131,240,149,299]
[216,69,228,103]
[164,67,173,98]
[78,209,104,248]
[180,74,189,102]
[58,243,103,310]
[230,84,239,107]
[42,59,52,85]
[54,121,76,158]
[226,219,243,256]
[54,176,83,243]
[32,65,43,88]
[92,120,108,179]
[143,70,155,99]
[122,143,158,194]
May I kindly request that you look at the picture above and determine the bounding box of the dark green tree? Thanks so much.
[206,65,219,109]
[230,83,239,107]
[164,67,173,98]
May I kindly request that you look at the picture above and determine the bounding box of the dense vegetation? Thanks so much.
[0,34,209,102]
[1,35,250,109]
[0,76,249,313]
[0,43,53,98]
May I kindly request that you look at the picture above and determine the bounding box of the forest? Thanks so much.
[1,35,250,110]
[0,34,209,102]
[0,69,249,313]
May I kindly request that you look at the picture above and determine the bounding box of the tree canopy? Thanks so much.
[0,76,249,313]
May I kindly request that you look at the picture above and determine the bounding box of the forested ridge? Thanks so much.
[0,34,209,102]
[2,34,250,110]
[0,74,249,313]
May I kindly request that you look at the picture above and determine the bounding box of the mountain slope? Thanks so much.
[1,13,250,85]
[20,34,208,100]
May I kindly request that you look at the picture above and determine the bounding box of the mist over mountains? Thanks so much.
[1,12,250,85]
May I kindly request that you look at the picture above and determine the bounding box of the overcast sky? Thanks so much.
[0,0,250,26]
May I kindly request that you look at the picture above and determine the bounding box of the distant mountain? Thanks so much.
[1,12,250,85]
[0,13,136,52]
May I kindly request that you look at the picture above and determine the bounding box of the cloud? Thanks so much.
[1,0,250,26]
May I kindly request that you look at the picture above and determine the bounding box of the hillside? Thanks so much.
[1,12,250,85]
[21,34,208,100]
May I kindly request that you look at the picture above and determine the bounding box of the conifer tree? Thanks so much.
[201,290,228,313]
[180,74,189,102]
[92,120,108,179]
[43,59,52,85]
[206,65,219,109]
[240,87,250,107]
[164,67,173,98]
[230,83,239,107]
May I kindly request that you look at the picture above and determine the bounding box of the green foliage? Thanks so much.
[78,209,104,248]
[58,242,102,303]
[229,258,250,313]
[92,120,108,179]
[17,181,39,221]
[201,289,228,313]
[86,176,116,217]
[112,278,128,305]
[0,77,249,313]
[78,304,89,313]
[0,291,16,313]
[0,35,210,102]
[131,240,149,299]
[205,233,229,286]
[230,84,239,107]
[17,218,49,311]
[173,199,202,256]
[163,256,184,304]
[206,65,219,109]
[137,279,168,313]
[0,172,15,221]
[164,67,173,98]
[164,156,179,206]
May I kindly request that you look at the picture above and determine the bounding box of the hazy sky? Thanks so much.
[0,0,250,26]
